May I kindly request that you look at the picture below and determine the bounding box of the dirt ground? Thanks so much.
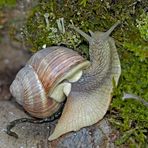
[0,1,116,148]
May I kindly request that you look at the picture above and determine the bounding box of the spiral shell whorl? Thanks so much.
[10,65,61,118]
[28,46,86,94]
[10,78,23,105]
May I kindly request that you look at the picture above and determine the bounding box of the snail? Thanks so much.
[7,21,121,141]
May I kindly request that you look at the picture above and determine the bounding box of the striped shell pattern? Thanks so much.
[10,46,90,118]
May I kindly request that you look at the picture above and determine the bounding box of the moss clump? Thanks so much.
[123,11,148,61]
[0,0,16,8]
[22,14,82,52]
[137,11,148,41]
[110,52,148,146]
[21,0,148,146]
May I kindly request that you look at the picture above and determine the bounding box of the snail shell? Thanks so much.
[10,21,121,141]
[10,46,90,118]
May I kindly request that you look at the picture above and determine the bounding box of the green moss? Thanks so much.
[110,20,148,145]
[110,50,148,146]
[137,11,148,41]
[21,0,148,146]
[0,0,16,8]
[80,0,89,7]
[123,11,148,61]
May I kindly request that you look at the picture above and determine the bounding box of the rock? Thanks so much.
[0,101,115,148]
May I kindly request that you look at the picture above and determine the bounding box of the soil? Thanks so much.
[0,1,116,148]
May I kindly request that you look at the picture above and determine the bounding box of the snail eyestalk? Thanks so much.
[69,24,92,42]
[6,102,65,138]
[102,20,121,39]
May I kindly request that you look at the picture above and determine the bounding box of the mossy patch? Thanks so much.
[0,0,16,8]
[21,0,148,146]
[110,52,148,146]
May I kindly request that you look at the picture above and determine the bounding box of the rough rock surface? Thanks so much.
[0,101,115,148]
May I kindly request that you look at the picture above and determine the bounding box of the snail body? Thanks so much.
[10,21,121,141]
